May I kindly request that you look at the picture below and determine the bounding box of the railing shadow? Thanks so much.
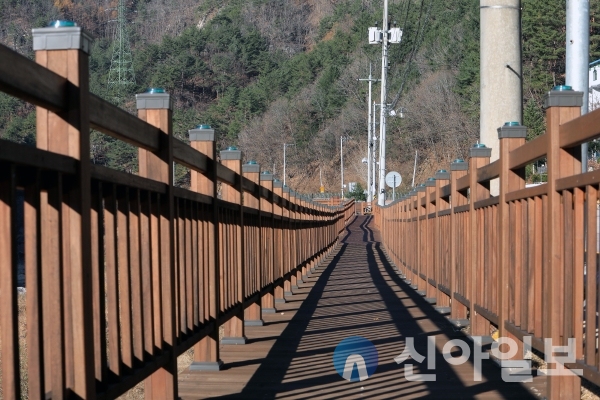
[199,216,537,399]
[361,216,537,399]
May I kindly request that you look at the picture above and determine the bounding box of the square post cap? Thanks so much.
[220,146,242,160]
[544,86,583,108]
[33,21,93,53]
[283,186,290,193]
[260,171,273,181]
[469,143,492,158]
[136,88,172,110]
[242,161,260,174]
[416,184,426,192]
[425,178,436,187]
[434,170,450,180]
[189,124,215,142]
[273,179,283,188]
[451,159,468,171]
[498,122,528,139]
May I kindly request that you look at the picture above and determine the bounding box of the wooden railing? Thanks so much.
[0,25,355,399]
[375,88,600,399]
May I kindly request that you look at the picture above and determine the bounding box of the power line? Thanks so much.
[401,0,413,34]
[389,0,432,110]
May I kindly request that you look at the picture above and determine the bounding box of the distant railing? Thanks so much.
[375,87,600,399]
[0,24,355,399]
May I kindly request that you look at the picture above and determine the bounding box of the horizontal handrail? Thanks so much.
[0,44,66,112]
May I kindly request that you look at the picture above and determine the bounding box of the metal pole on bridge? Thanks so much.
[565,0,590,172]
[377,0,389,207]
[358,64,379,202]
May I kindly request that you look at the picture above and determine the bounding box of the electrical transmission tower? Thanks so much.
[107,0,135,104]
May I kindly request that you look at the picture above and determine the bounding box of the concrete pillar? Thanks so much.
[480,0,522,194]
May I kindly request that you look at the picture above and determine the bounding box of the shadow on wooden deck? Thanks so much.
[179,216,544,399]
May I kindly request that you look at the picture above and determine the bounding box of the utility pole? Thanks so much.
[412,150,417,187]
[565,0,590,172]
[107,0,136,104]
[283,143,295,186]
[340,136,350,198]
[358,63,380,202]
[378,0,389,207]
[480,0,522,195]
[369,0,402,206]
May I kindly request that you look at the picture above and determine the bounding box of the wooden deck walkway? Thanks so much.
[179,216,546,399]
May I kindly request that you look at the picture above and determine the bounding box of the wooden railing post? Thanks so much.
[220,147,247,345]
[136,89,177,399]
[415,184,426,292]
[297,194,304,276]
[449,159,468,323]
[434,170,451,309]
[425,178,437,299]
[284,190,299,295]
[407,189,418,286]
[544,87,583,399]
[306,199,313,270]
[282,185,292,281]
[243,161,264,327]
[497,123,527,352]
[188,125,223,371]
[260,171,277,313]
[272,180,286,304]
[303,199,314,280]
[32,21,95,399]
[467,143,492,338]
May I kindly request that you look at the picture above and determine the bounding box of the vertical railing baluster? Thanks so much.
[0,165,20,399]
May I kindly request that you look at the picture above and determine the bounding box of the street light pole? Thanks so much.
[378,0,389,206]
[565,0,590,172]
[358,63,380,202]
[341,135,345,198]
[372,101,378,200]
[283,143,295,186]
[340,135,351,198]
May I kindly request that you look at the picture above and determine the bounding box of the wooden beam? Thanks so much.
[0,44,66,112]
[90,94,160,151]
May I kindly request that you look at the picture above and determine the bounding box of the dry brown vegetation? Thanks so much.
[239,54,478,195]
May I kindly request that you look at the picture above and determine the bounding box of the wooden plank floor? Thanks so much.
[179,216,546,399]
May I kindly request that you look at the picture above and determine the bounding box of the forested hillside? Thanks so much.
[1,0,599,194]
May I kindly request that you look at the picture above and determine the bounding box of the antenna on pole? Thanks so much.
[108,0,136,104]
